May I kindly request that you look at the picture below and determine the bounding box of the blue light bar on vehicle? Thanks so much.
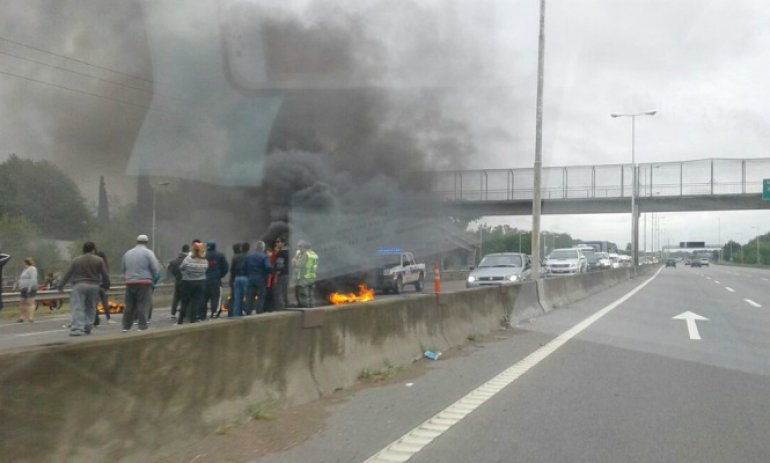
[377,248,403,255]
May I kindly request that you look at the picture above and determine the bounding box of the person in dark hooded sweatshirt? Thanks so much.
[245,241,272,315]
[228,242,250,317]
[202,241,229,320]
[167,244,190,319]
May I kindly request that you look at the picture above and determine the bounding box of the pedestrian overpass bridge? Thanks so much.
[433,157,770,216]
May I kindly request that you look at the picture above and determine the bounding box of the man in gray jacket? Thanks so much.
[58,242,110,336]
[121,234,160,332]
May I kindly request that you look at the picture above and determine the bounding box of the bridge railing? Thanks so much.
[433,158,770,202]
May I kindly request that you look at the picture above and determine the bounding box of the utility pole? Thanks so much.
[531,0,546,279]
[479,227,484,264]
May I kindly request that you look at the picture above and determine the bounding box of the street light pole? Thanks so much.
[611,110,657,266]
[151,181,171,253]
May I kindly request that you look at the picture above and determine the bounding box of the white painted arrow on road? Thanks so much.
[673,311,709,340]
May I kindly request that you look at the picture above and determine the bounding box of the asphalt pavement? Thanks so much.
[0,280,468,351]
[257,263,770,463]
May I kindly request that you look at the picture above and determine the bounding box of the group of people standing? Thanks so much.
[57,236,160,336]
[168,237,318,324]
[10,251,113,326]
[16,233,318,336]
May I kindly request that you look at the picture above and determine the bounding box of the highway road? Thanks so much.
[256,264,770,463]
[0,280,468,351]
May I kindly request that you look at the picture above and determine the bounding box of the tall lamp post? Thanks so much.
[611,110,657,266]
[152,181,171,253]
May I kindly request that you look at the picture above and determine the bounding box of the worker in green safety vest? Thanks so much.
[293,240,318,308]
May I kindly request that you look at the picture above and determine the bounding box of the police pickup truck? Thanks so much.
[373,249,426,294]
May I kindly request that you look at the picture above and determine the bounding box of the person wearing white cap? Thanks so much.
[120,234,160,332]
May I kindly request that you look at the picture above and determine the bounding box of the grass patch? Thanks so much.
[215,423,237,435]
[247,400,275,421]
[358,361,404,382]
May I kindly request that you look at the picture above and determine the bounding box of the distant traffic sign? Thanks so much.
[764,179,770,200]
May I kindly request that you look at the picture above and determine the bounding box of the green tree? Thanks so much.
[0,217,65,280]
[97,176,110,223]
[69,212,138,274]
[722,240,741,262]
[741,233,770,265]
[474,224,568,257]
[0,155,91,239]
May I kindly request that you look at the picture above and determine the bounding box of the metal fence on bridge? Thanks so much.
[433,158,770,201]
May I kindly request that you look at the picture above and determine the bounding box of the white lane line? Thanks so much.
[706,276,712,280]
[363,267,664,463]
[16,329,68,337]
[763,278,769,282]
[744,299,762,308]
[725,287,735,293]
[714,280,721,284]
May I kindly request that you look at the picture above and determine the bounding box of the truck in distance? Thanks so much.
[372,249,426,294]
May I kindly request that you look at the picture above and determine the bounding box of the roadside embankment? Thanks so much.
[0,266,654,462]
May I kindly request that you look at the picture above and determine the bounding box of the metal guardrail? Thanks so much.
[1,284,175,306]
[432,157,770,202]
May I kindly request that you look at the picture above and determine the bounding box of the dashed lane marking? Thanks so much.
[363,267,664,463]
[725,287,735,293]
[744,299,762,308]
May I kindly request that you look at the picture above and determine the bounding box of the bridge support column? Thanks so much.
[632,201,640,266]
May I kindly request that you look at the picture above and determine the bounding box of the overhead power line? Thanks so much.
[0,49,171,101]
[0,35,156,88]
[0,67,168,113]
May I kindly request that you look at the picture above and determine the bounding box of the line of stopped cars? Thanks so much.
[668,256,710,268]
[466,246,634,288]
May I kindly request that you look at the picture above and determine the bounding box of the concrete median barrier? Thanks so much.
[540,265,658,311]
[0,266,656,462]
[0,285,529,462]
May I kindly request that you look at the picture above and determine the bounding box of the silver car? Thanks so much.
[545,248,588,274]
[467,253,531,288]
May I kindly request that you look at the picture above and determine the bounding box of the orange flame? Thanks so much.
[329,284,375,305]
[97,300,125,314]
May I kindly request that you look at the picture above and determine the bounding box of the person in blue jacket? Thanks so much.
[245,241,272,315]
